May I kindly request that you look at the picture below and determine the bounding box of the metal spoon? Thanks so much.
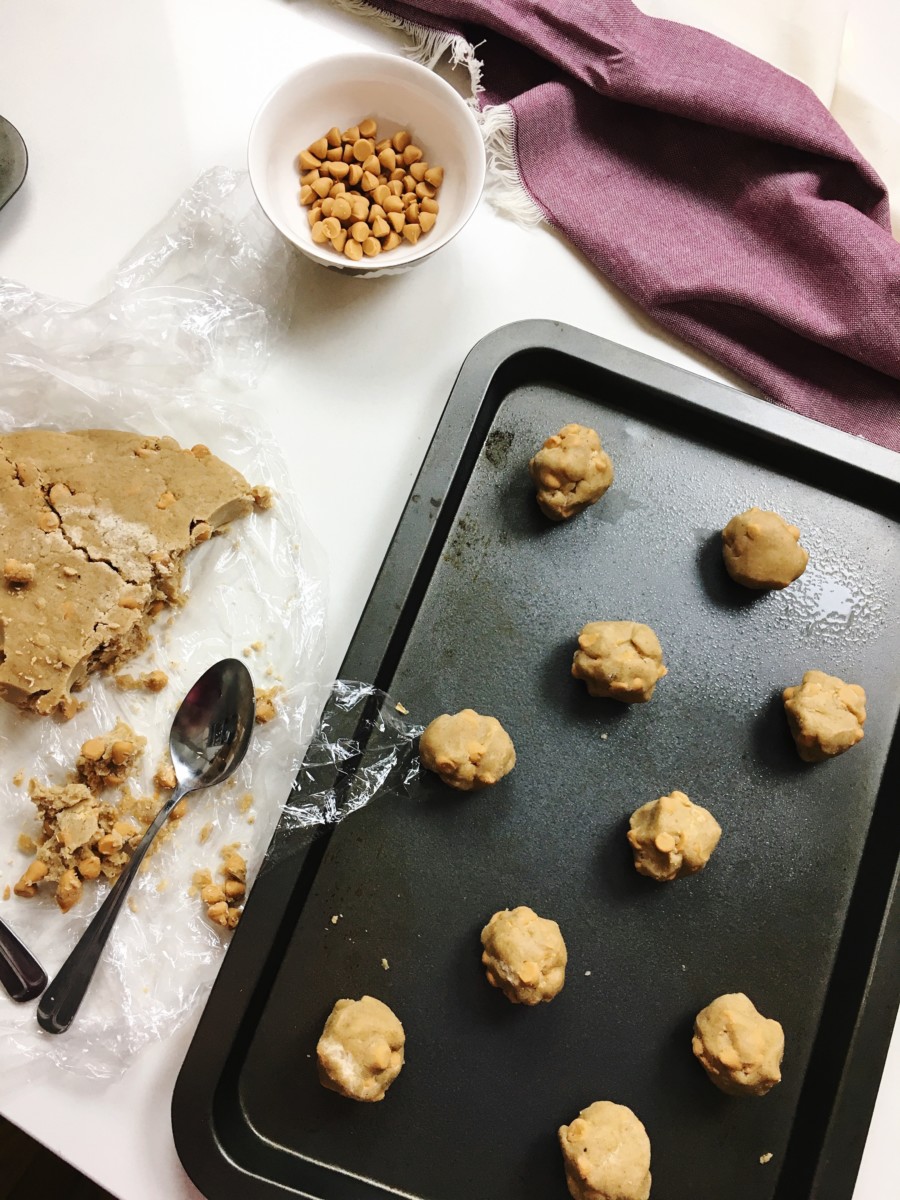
[0,116,27,212]
[0,917,47,1003]
[37,658,256,1035]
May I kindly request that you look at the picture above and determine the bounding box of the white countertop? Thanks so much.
[0,1,897,1197]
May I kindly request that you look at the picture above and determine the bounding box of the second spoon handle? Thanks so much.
[36,783,189,1035]
[0,917,47,1003]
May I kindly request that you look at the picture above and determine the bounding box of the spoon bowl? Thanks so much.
[0,116,27,212]
[37,658,256,1034]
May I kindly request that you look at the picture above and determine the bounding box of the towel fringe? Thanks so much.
[326,0,544,227]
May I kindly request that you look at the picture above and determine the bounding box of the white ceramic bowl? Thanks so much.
[248,52,486,276]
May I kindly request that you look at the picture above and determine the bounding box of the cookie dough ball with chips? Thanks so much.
[559,1101,652,1200]
[692,992,784,1097]
[572,621,667,703]
[627,791,721,882]
[529,423,614,521]
[783,670,866,762]
[721,507,808,589]
[317,995,405,1102]
[419,708,516,791]
[481,905,567,1005]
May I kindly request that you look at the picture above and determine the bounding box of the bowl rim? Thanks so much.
[247,50,486,271]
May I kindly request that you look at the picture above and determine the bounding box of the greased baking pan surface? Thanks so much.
[173,321,900,1200]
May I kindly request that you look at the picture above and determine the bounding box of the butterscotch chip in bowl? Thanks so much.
[0,430,270,718]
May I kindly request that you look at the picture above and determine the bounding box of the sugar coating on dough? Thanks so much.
[627,791,721,882]
[721,507,808,589]
[529,423,614,521]
[692,992,784,1097]
[481,905,567,1005]
[783,670,866,762]
[572,621,667,704]
[559,1101,651,1200]
[419,708,516,790]
[316,995,405,1103]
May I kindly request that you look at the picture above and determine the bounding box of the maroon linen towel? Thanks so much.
[370,0,900,451]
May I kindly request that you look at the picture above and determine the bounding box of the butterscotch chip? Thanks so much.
[783,670,866,762]
[529,424,613,520]
[722,507,808,589]
[317,996,405,1102]
[627,791,721,881]
[4,558,35,585]
[419,709,516,791]
[255,686,280,724]
[572,621,667,703]
[559,1101,651,1200]
[0,430,267,718]
[693,993,784,1096]
[481,906,567,1005]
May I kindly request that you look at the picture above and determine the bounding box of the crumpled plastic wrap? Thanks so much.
[0,168,330,1078]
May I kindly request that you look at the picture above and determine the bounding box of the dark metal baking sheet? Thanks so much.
[173,320,900,1200]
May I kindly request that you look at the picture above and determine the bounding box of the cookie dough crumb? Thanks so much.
[692,992,784,1096]
[127,896,139,914]
[317,995,405,1102]
[115,669,169,692]
[721,507,808,589]
[17,833,37,855]
[76,721,146,791]
[197,846,246,928]
[529,423,614,521]
[154,760,177,790]
[395,701,409,715]
[251,485,274,510]
[238,792,253,814]
[255,686,280,724]
[627,791,722,881]
[381,957,390,970]
[759,1153,773,1165]
[420,709,516,791]
[11,771,24,787]
[783,670,866,762]
[559,1101,651,1200]
[2,885,9,901]
[198,823,213,844]
[331,914,340,925]
[3,558,35,586]
[481,906,567,1005]
[572,621,667,703]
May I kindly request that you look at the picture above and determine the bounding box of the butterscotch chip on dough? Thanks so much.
[419,708,515,791]
[783,670,866,762]
[529,423,614,521]
[627,791,721,882]
[692,992,784,1096]
[559,1101,651,1200]
[76,720,146,791]
[721,507,808,589]
[0,430,267,719]
[572,621,667,703]
[317,995,405,1102]
[481,905,567,1005]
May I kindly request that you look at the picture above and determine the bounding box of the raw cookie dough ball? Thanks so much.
[721,507,808,589]
[627,791,721,882]
[419,708,516,791]
[480,905,567,1005]
[559,1101,652,1200]
[692,992,784,1096]
[316,995,405,1102]
[572,621,667,703]
[529,423,614,521]
[783,670,866,762]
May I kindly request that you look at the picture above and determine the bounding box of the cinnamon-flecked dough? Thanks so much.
[692,992,784,1097]
[627,791,721,882]
[419,709,516,790]
[0,430,270,718]
[316,995,405,1103]
[529,423,614,521]
[559,1101,651,1200]
[721,507,808,589]
[480,905,567,1005]
[783,670,866,762]
[572,621,667,703]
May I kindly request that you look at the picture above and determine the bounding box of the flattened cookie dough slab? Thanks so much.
[0,430,265,718]
[559,1101,651,1200]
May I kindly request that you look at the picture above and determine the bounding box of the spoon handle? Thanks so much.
[0,917,47,1003]
[37,784,189,1035]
